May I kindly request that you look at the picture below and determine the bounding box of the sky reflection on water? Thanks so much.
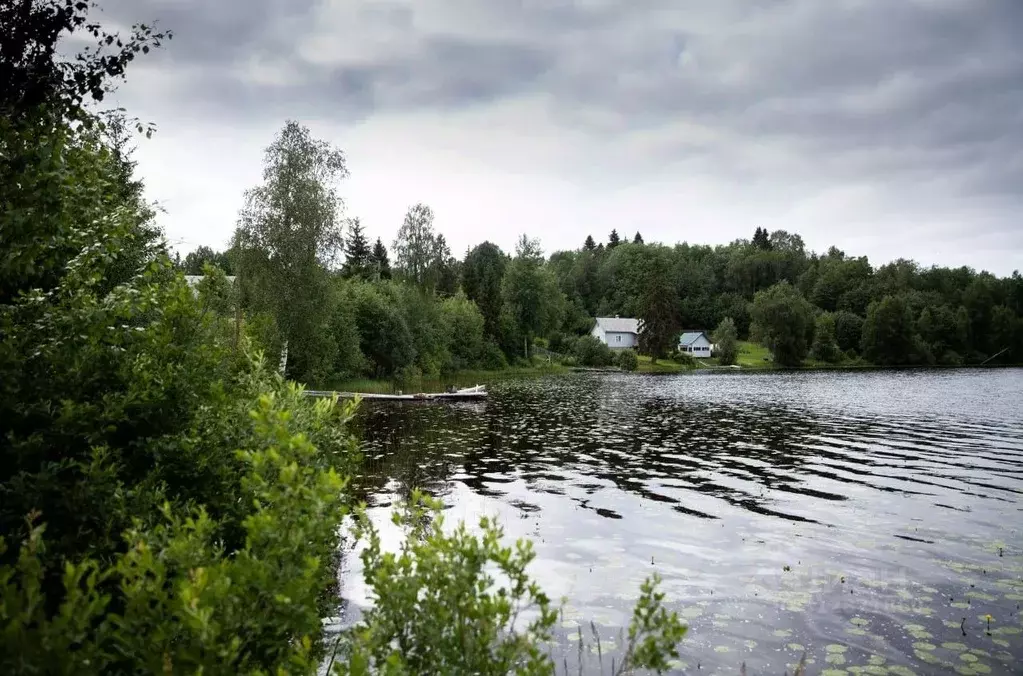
[339,369,1023,674]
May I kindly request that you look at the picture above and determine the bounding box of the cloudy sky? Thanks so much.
[98,0,1022,274]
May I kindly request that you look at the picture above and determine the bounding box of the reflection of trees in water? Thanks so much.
[347,375,1013,524]
[349,402,486,504]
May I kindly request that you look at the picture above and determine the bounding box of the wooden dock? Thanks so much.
[303,386,487,402]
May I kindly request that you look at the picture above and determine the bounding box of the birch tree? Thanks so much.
[234,120,348,380]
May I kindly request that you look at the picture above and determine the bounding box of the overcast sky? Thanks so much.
[99,0,1022,274]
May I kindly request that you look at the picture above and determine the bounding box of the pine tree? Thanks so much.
[341,218,371,278]
[608,229,621,249]
[371,237,391,280]
[752,227,772,251]
[583,235,596,250]
[633,232,644,245]
[638,254,681,361]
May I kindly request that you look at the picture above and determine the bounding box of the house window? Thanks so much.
[616,335,621,343]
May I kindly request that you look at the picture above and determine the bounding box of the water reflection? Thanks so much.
[343,369,1023,674]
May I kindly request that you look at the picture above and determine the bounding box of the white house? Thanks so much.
[591,316,640,350]
[678,331,713,358]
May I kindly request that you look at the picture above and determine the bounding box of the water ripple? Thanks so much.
[345,368,1023,674]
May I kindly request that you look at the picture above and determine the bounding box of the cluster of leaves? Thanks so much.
[565,334,615,368]
[335,493,687,676]
[336,278,504,382]
[2,389,357,674]
[615,348,639,371]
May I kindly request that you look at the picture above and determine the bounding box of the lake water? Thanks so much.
[338,369,1023,674]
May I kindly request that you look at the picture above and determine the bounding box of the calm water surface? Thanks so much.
[338,369,1023,674]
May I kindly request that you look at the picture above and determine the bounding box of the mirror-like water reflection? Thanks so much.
[339,369,1023,674]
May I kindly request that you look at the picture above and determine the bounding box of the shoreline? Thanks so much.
[320,363,568,394]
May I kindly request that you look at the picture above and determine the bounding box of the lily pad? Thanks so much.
[912,642,935,651]
[942,642,968,652]
[850,616,871,626]
[827,644,849,654]
[788,643,806,652]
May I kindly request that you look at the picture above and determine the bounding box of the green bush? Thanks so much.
[573,335,615,367]
[1,389,357,674]
[673,351,697,367]
[615,348,639,371]
[335,493,687,675]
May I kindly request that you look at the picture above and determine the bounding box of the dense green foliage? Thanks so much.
[574,335,615,367]
[0,4,358,670]
[189,219,1023,377]
[713,317,739,366]
[810,313,843,363]
[616,348,639,371]
[751,282,815,367]
[638,250,682,360]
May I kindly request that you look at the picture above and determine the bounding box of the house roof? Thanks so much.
[679,331,710,346]
[594,317,640,334]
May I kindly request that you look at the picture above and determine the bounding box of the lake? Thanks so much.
[337,369,1023,674]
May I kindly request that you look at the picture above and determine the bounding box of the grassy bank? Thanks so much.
[636,355,690,374]
[324,363,567,394]
[735,341,775,369]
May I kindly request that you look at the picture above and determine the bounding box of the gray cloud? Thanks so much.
[94,0,1023,272]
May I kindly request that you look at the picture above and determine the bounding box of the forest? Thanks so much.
[181,153,1023,380]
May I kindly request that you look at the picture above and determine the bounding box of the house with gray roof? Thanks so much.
[591,316,640,350]
[678,330,713,358]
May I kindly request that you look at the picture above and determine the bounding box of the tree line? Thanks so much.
[183,151,1023,378]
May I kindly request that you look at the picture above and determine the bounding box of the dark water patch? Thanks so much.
[338,368,1023,674]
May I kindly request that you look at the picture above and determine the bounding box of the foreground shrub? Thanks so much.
[335,493,687,675]
[1,93,358,672]
[615,348,639,371]
[1,390,355,674]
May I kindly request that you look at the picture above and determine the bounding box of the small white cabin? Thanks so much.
[678,331,713,358]
[591,316,640,350]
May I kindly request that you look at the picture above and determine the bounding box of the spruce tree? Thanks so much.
[608,229,621,249]
[752,227,772,251]
[633,232,644,245]
[583,235,596,250]
[371,237,391,280]
[342,218,371,277]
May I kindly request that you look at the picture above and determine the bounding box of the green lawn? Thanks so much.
[733,341,774,368]
[635,355,691,373]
